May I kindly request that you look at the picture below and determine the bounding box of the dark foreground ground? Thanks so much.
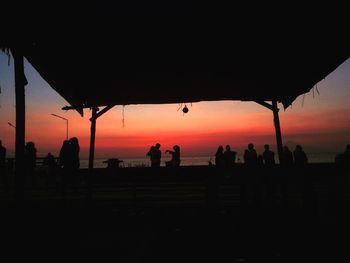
[1,164,350,261]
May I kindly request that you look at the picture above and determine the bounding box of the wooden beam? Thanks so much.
[272,100,283,164]
[255,101,275,111]
[91,105,115,120]
[61,105,84,117]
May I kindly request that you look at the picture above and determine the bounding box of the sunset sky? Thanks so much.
[0,52,350,160]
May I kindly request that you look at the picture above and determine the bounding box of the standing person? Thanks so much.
[147,143,162,167]
[293,145,308,166]
[243,143,258,165]
[281,146,294,165]
[223,145,237,167]
[215,145,225,167]
[59,140,71,169]
[335,144,350,164]
[0,140,7,189]
[44,152,57,188]
[262,144,275,165]
[0,140,6,168]
[343,144,350,162]
[69,137,80,170]
[69,137,80,191]
[165,145,181,167]
[59,140,71,195]
[24,141,37,187]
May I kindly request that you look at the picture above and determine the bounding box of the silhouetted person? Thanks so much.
[165,145,181,167]
[0,140,6,168]
[262,144,275,165]
[215,145,225,167]
[0,140,7,190]
[293,145,308,166]
[24,141,37,187]
[69,137,80,170]
[59,140,70,169]
[223,145,237,167]
[343,144,350,162]
[147,146,155,163]
[59,140,71,194]
[281,146,293,165]
[243,143,258,165]
[44,152,57,188]
[69,137,80,191]
[147,143,162,167]
[335,145,350,164]
[44,152,56,168]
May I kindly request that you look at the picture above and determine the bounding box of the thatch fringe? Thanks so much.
[0,48,11,66]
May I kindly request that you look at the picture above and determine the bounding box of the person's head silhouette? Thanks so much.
[225,145,231,151]
[248,143,254,151]
[217,145,224,152]
[155,143,161,149]
[295,145,302,151]
[264,144,269,150]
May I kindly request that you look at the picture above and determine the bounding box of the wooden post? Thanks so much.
[87,107,97,204]
[89,107,98,170]
[272,100,283,164]
[87,105,114,170]
[13,50,27,202]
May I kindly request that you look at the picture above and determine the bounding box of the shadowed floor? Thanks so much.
[0,164,349,261]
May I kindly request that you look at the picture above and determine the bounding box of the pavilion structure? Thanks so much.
[2,3,350,200]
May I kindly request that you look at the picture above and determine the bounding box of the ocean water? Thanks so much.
[80,152,338,169]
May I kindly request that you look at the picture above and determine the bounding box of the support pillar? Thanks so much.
[87,107,97,204]
[89,107,98,170]
[13,50,27,202]
[272,100,283,164]
[86,105,114,204]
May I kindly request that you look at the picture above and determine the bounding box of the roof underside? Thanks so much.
[4,2,350,111]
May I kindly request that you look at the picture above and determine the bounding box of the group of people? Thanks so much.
[0,140,38,172]
[146,143,181,167]
[215,143,309,167]
[146,142,309,168]
[1,139,350,172]
[0,137,81,190]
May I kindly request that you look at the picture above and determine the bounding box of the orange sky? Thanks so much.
[1,53,350,159]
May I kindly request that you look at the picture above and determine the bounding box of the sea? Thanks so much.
[79,152,339,169]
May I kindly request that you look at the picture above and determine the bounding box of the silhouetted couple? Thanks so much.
[59,137,80,170]
[253,144,276,165]
[281,145,308,165]
[147,143,162,167]
[215,145,237,167]
[165,145,181,167]
[59,137,80,194]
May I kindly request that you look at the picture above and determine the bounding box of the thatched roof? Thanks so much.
[3,2,349,111]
